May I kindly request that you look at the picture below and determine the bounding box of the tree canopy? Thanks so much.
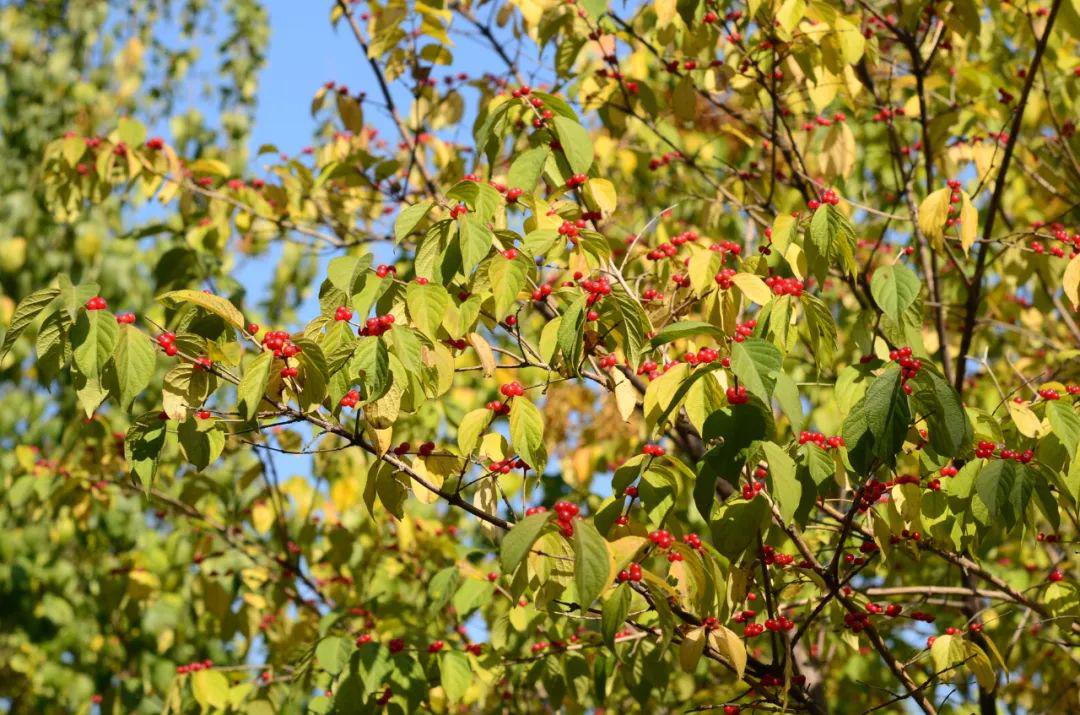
[2,0,1080,713]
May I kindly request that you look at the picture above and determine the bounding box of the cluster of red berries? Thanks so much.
[500,381,525,398]
[911,611,936,623]
[176,659,214,675]
[798,431,845,449]
[334,306,353,321]
[765,275,804,296]
[731,319,756,343]
[806,189,841,210]
[360,314,395,337]
[449,203,468,219]
[617,562,643,582]
[647,242,680,261]
[505,187,524,203]
[116,312,136,324]
[262,330,301,358]
[530,282,553,301]
[888,346,922,394]
[339,389,360,408]
[762,546,794,568]
[647,151,682,170]
[726,385,749,404]
[865,602,904,617]
[553,501,580,537]
[157,332,179,356]
[683,533,703,550]
[974,440,1034,463]
[85,296,108,311]
[857,479,889,512]
[486,399,510,415]
[1036,532,1062,543]
[566,173,588,188]
[870,105,906,123]
[714,268,736,289]
[764,615,796,632]
[374,264,396,278]
[1037,388,1060,401]
[642,444,666,457]
[742,622,765,637]
[488,457,526,474]
[599,354,619,369]
[647,529,675,549]
[581,277,612,313]
[843,611,872,632]
[558,218,588,244]
[741,479,766,500]
[801,113,846,131]
[683,347,720,365]
[731,609,757,624]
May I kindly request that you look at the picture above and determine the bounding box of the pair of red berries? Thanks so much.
[500,381,525,397]
[642,444,666,457]
[339,389,360,408]
[617,563,643,582]
[727,385,749,404]
[86,296,108,311]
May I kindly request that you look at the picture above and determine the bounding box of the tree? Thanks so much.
[1,0,1079,712]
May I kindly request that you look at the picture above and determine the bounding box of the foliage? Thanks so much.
[2,0,1080,713]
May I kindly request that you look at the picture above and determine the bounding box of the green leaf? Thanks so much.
[553,116,593,175]
[457,408,490,457]
[159,290,245,331]
[111,325,155,410]
[487,253,528,319]
[761,442,800,524]
[698,399,773,518]
[427,567,462,609]
[1047,401,1080,455]
[572,518,611,608]
[557,295,587,373]
[117,117,147,146]
[316,635,351,675]
[507,146,551,191]
[0,286,59,360]
[907,369,973,457]
[125,414,167,491]
[500,511,552,573]
[974,460,1032,529]
[509,397,547,473]
[394,200,434,242]
[773,370,804,435]
[351,335,390,402]
[327,253,374,295]
[71,309,119,379]
[601,583,632,649]
[458,214,494,274]
[807,204,856,281]
[440,651,471,704]
[177,417,225,471]
[405,282,451,339]
[870,263,921,323]
[842,365,911,473]
[238,350,273,421]
[649,320,726,348]
[730,338,782,403]
[579,0,608,18]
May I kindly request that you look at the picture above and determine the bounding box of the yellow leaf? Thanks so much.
[251,502,275,534]
[467,332,496,377]
[158,289,245,330]
[679,626,706,671]
[585,178,617,214]
[708,626,747,679]
[613,370,637,422]
[959,191,978,254]
[917,188,951,247]
[654,0,677,26]
[776,0,806,34]
[1007,400,1044,438]
[731,273,773,305]
[1064,253,1080,310]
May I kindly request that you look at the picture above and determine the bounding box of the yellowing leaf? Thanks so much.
[159,290,245,331]
[467,332,496,377]
[959,191,978,254]
[707,626,747,679]
[679,626,706,671]
[731,273,772,305]
[1007,400,1043,438]
[917,188,951,247]
[1064,253,1080,310]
